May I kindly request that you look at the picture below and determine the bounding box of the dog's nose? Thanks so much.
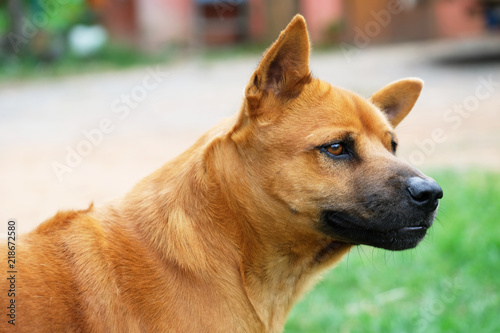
[407,177,443,211]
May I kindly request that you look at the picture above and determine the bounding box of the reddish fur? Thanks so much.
[1,15,423,332]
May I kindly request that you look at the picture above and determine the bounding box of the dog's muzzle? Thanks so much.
[321,176,443,251]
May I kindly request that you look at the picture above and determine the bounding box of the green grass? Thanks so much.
[285,169,500,333]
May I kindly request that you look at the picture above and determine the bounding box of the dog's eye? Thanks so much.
[321,143,347,158]
[326,143,344,156]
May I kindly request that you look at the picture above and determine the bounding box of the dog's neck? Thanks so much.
[121,130,351,332]
[205,134,353,331]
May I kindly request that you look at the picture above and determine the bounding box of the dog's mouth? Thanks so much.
[321,211,433,251]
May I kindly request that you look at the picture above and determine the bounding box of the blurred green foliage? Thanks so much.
[0,0,88,34]
[33,0,89,32]
[0,0,177,82]
[285,169,500,333]
[0,9,7,32]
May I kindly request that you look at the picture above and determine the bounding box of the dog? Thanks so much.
[2,15,442,332]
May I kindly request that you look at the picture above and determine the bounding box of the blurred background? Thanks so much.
[2,0,500,73]
[1,0,499,332]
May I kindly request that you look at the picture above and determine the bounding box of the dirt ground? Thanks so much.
[1,36,499,234]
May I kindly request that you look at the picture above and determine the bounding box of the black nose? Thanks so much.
[407,177,443,211]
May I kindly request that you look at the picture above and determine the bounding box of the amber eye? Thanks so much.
[326,143,344,156]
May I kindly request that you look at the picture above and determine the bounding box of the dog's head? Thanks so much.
[229,15,442,251]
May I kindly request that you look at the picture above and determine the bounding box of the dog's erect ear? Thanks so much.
[370,78,423,128]
[245,14,311,111]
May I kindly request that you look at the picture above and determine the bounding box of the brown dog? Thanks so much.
[2,15,442,332]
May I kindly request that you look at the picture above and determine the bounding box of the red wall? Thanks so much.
[301,0,343,43]
[434,0,485,38]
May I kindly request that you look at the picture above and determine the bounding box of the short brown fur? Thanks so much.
[2,15,440,332]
